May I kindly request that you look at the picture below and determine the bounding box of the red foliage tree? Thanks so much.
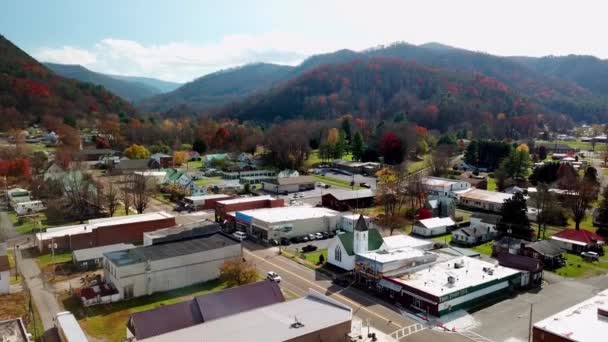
[379,132,405,165]
[416,208,433,220]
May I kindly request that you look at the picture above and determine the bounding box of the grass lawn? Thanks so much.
[186,160,203,170]
[194,176,221,186]
[552,253,608,278]
[9,212,80,234]
[431,234,452,244]
[0,291,44,340]
[536,140,594,151]
[6,249,21,285]
[312,175,363,189]
[487,176,497,191]
[64,280,227,342]
[36,251,73,269]
[603,168,608,176]
[153,193,173,205]
[407,154,430,174]
[471,241,494,256]
[304,150,354,168]
[303,249,328,265]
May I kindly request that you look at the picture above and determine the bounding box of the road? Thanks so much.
[244,242,471,342]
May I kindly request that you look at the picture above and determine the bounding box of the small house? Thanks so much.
[451,224,497,246]
[550,229,605,254]
[412,217,455,237]
[521,240,565,269]
[497,253,543,289]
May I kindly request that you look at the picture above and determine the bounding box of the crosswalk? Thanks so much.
[389,323,426,340]
[458,330,495,342]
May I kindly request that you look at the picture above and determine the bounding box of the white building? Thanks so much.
[451,212,499,246]
[382,234,434,251]
[422,177,471,198]
[457,188,513,213]
[340,214,375,232]
[533,289,608,342]
[234,206,340,241]
[328,215,385,271]
[6,188,31,208]
[134,171,167,187]
[356,248,438,276]
[55,311,88,342]
[103,233,241,300]
[412,217,456,237]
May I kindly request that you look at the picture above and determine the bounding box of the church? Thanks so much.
[328,214,385,271]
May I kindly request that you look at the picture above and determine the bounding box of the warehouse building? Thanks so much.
[143,221,221,246]
[533,289,608,342]
[233,206,340,241]
[183,194,232,210]
[457,188,513,213]
[321,189,375,211]
[412,217,456,237]
[103,232,241,300]
[422,177,471,198]
[72,243,135,270]
[136,290,352,342]
[127,280,285,340]
[214,196,284,222]
[261,175,315,194]
[35,212,176,253]
[382,256,521,316]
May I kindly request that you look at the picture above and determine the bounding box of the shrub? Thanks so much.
[318,254,325,265]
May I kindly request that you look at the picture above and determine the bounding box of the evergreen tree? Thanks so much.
[498,192,532,239]
[352,132,364,161]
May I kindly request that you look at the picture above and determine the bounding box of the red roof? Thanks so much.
[552,229,604,244]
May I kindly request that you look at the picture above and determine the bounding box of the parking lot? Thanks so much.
[320,170,377,189]
[287,236,332,251]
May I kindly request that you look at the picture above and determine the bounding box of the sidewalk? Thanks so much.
[15,248,63,331]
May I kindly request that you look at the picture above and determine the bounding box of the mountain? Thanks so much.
[138,63,293,112]
[141,42,608,123]
[0,35,134,128]
[511,55,608,96]
[45,63,162,102]
[107,74,181,93]
[221,58,541,131]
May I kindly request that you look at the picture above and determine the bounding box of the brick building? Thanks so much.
[35,212,176,253]
[214,196,284,222]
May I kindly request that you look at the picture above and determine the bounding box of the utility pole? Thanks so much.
[528,303,534,342]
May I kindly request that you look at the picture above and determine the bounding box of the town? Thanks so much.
[2,120,608,342]
[3,2,608,342]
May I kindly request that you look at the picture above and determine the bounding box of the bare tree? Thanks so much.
[529,183,553,239]
[105,182,120,217]
[567,179,598,230]
[121,187,132,216]
[428,145,453,177]
[131,175,152,214]
[61,166,95,222]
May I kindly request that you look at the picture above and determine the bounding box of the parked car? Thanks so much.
[173,205,187,212]
[321,232,330,239]
[280,237,291,246]
[307,233,317,241]
[232,231,247,241]
[301,245,318,253]
[360,182,371,188]
[267,271,281,282]
[269,239,280,246]
[315,232,324,240]
[301,235,309,242]
[581,251,600,262]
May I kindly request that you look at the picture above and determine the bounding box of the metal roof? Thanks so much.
[325,189,375,201]
[138,290,351,342]
[55,312,88,342]
[72,243,135,263]
[105,233,239,267]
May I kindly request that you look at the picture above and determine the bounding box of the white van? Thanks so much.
[232,231,247,241]
[14,200,46,215]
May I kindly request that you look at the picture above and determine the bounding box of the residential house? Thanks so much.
[164,169,203,195]
[497,253,543,289]
[550,229,605,254]
[457,188,513,213]
[73,148,117,162]
[412,217,456,237]
[328,215,384,271]
[150,153,173,168]
[0,318,30,342]
[186,151,201,161]
[126,280,285,340]
[103,232,241,300]
[115,159,160,173]
[425,197,456,218]
[422,177,471,198]
[451,225,497,246]
[202,153,227,164]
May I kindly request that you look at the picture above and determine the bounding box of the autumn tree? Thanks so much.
[375,167,409,235]
[379,132,405,165]
[498,144,532,179]
[62,168,96,222]
[124,144,151,159]
[219,259,258,287]
[429,145,452,177]
[173,151,188,166]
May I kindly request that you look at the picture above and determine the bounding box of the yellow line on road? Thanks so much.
[245,249,403,329]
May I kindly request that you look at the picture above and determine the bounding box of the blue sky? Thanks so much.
[2,0,607,82]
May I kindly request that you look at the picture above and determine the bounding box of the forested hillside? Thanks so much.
[221,58,548,135]
[0,35,134,130]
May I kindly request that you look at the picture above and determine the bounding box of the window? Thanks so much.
[335,245,342,262]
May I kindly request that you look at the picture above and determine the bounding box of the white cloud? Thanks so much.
[34,33,356,83]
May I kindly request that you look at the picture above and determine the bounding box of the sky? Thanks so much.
[2,0,607,83]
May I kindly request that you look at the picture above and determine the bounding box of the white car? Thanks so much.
[232,231,247,241]
[267,271,281,283]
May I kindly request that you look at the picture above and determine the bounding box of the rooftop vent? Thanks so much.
[290,316,305,329]
[599,306,608,320]
[447,275,456,285]
[454,260,465,269]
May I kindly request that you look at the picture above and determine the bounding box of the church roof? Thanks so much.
[337,229,383,256]
[354,214,368,232]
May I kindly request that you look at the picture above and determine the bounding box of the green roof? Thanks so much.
[337,229,384,256]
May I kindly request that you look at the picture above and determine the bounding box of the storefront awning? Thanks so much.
[378,278,403,292]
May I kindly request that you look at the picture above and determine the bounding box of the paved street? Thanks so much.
[244,242,471,342]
